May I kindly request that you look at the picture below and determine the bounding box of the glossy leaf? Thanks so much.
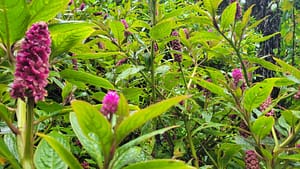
[0,137,21,169]
[0,0,30,44]
[37,133,82,169]
[279,154,300,161]
[116,94,130,122]
[251,116,274,139]
[116,66,144,83]
[203,0,222,17]
[242,82,273,113]
[115,95,189,145]
[0,103,10,123]
[220,2,237,30]
[110,20,125,45]
[251,32,280,43]
[74,52,125,59]
[3,134,19,162]
[60,69,114,89]
[70,112,103,167]
[241,5,255,29]
[49,22,95,57]
[122,159,196,169]
[246,57,282,72]
[28,0,69,24]
[34,131,70,169]
[217,143,241,168]
[150,19,174,40]
[71,100,113,159]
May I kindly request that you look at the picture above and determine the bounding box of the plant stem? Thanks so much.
[22,97,35,169]
[184,115,199,168]
[149,0,157,103]
[292,5,296,66]
[179,62,188,90]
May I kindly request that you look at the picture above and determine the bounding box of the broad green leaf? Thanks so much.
[116,94,130,122]
[70,112,103,167]
[220,2,237,30]
[3,134,19,162]
[0,137,21,169]
[274,57,300,80]
[110,20,125,45]
[34,131,70,169]
[37,133,82,169]
[246,57,282,72]
[74,52,125,59]
[193,78,228,98]
[251,116,274,139]
[61,81,73,102]
[251,32,280,43]
[49,22,95,57]
[115,95,189,145]
[279,154,300,161]
[264,78,295,87]
[71,100,113,159]
[217,143,241,168]
[150,19,174,40]
[60,69,114,89]
[203,0,222,17]
[248,16,268,30]
[122,159,196,169]
[29,0,69,24]
[241,5,255,29]
[111,147,151,169]
[116,66,144,83]
[242,82,273,113]
[0,0,30,44]
[281,110,300,127]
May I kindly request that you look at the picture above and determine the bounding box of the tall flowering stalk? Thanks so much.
[11,22,51,169]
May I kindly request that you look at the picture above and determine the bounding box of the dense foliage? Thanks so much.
[0,0,300,169]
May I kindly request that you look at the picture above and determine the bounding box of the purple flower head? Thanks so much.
[260,96,274,116]
[230,0,242,19]
[245,150,260,169]
[183,28,190,39]
[101,91,120,116]
[79,3,85,11]
[232,68,243,82]
[121,19,129,29]
[10,22,51,103]
[170,30,182,62]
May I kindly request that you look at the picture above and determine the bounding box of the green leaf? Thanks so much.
[220,2,237,30]
[150,19,174,40]
[116,66,144,83]
[37,133,82,169]
[217,143,241,168]
[279,154,300,161]
[117,126,177,154]
[274,57,300,80]
[111,147,151,169]
[0,103,10,123]
[0,137,21,169]
[203,0,222,17]
[251,32,280,43]
[28,0,69,24]
[49,22,95,57]
[3,134,19,162]
[122,159,196,169]
[0,0,30,44]
[241,5,255,29]
[251,116,274,139]
[70,112,103,167]
[34,131,70,169]
[74,52,125,59]
[60,69,114,90]
[61,81,73,102]
[281,110,300,127]
[115,95,189,145]
[116,94,130,122]
[71,100,113,159]
[242,82,273,113]
[246,57,282,72]
[193,78,228,98]
[110,20,125,45]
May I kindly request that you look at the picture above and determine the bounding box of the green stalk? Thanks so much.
[149,0,157,102]
[184,115,199,168]
[22,98,35,169]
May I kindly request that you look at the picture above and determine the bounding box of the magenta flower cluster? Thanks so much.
[101,91,120,116]
[230,0,242,19]
[170,30,182,62]
[10,22,51,103]
[245,150,260,169]
[260,96,275,116]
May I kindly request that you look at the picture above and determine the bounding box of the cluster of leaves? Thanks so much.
[1,0,300,169]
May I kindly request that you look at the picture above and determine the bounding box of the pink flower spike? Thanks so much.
[101,91,120,116]
[10,22,51,103]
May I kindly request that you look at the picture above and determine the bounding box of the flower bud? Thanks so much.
[170,31,182,62]
[101,91,119,116]
[245,150,260,169]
